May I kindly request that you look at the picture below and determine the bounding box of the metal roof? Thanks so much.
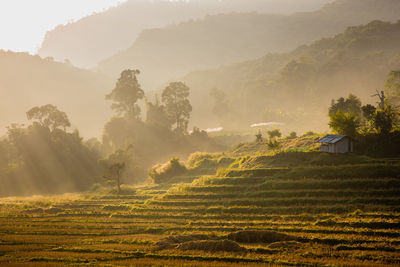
[317,134,347,144]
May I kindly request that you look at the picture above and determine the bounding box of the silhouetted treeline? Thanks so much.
[0,69,224,197]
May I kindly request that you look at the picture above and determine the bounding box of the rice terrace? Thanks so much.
[1,0,400,266]
[1,148,400,266]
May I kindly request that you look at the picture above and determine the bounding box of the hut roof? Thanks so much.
[317,134,347,144]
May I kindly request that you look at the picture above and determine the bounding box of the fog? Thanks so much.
[0,0,400,196]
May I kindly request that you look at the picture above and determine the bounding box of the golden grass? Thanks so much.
[0,181,399,267]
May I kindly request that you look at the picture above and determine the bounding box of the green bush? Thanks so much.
[186,152,236,175]
[186,152,215,168]
[149,157,187,184]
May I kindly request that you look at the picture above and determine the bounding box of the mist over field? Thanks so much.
[0,0,400,266]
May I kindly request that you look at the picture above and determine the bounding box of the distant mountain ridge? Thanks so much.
[0,51,113,137]
[38,0,332,68]
[96,0,400,90]
[181,20,400,131]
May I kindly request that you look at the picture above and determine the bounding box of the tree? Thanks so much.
[101,149,129,194]
[371,104,397,135]
[3,107,101,196]
[161,82,192,134]
[328,111,360,137]
[287,131,297,139]
[329,94,362,117]
[267,129,282,139]
[106,69,144,119]
[361,104,376,121]
[26,104,71,131]
[108,162,125,194]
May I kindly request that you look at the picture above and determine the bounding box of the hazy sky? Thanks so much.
[0,0,126,54]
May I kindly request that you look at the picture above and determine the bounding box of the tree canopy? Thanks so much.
[329,94,362,118]
[26,104,71,131]
[328,111,360,138]
[161,82,192,134]
[106,69,144,118]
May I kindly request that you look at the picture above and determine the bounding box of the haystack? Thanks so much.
[227,230,296,243]
[155,234,210,250]
[177,239,245,252]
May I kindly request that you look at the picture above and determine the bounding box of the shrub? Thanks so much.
[186,152,215,168]
[286,132,297,139]
[149,157,187,184]
[186,153,235,176]
[302,131,316,137]
[267,139,280,149]
[267,129,282,139]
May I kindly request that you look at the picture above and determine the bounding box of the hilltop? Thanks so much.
[182,20,400,131]
[97,0,400,89]
[38,0,332,68]
[0,51,113,137]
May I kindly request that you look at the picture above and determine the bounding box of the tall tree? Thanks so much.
[106,69,144,119]
[329,111,360,138]
[329,94,362,118]
[361,104,377,121]
[26,104,71,131]
[372,104,398,135]
[161,82,192,134]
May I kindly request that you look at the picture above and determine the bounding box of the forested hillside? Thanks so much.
[97,0,400,90]
[182,20,400,131]
[0,51,113,137]
[38,0,331,68]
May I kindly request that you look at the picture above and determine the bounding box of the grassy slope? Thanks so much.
[0,144,399,266]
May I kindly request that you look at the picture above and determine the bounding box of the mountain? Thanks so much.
[97,0,400,90]
[38,0,332,68]
[0,51,113,138]
[181,20,400,132]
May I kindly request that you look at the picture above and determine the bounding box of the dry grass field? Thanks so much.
[1,159,400,266]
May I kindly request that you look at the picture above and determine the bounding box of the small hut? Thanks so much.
[317,134,353,153]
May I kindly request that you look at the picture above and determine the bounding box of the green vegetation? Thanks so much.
[149,158,187,184]
[327,74,400,156]
[2,1,400,266]
[183,20,400,131]
[0,106,100,196]
[0,152,399,266]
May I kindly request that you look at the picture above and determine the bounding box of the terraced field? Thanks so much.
[0,164,400,266]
